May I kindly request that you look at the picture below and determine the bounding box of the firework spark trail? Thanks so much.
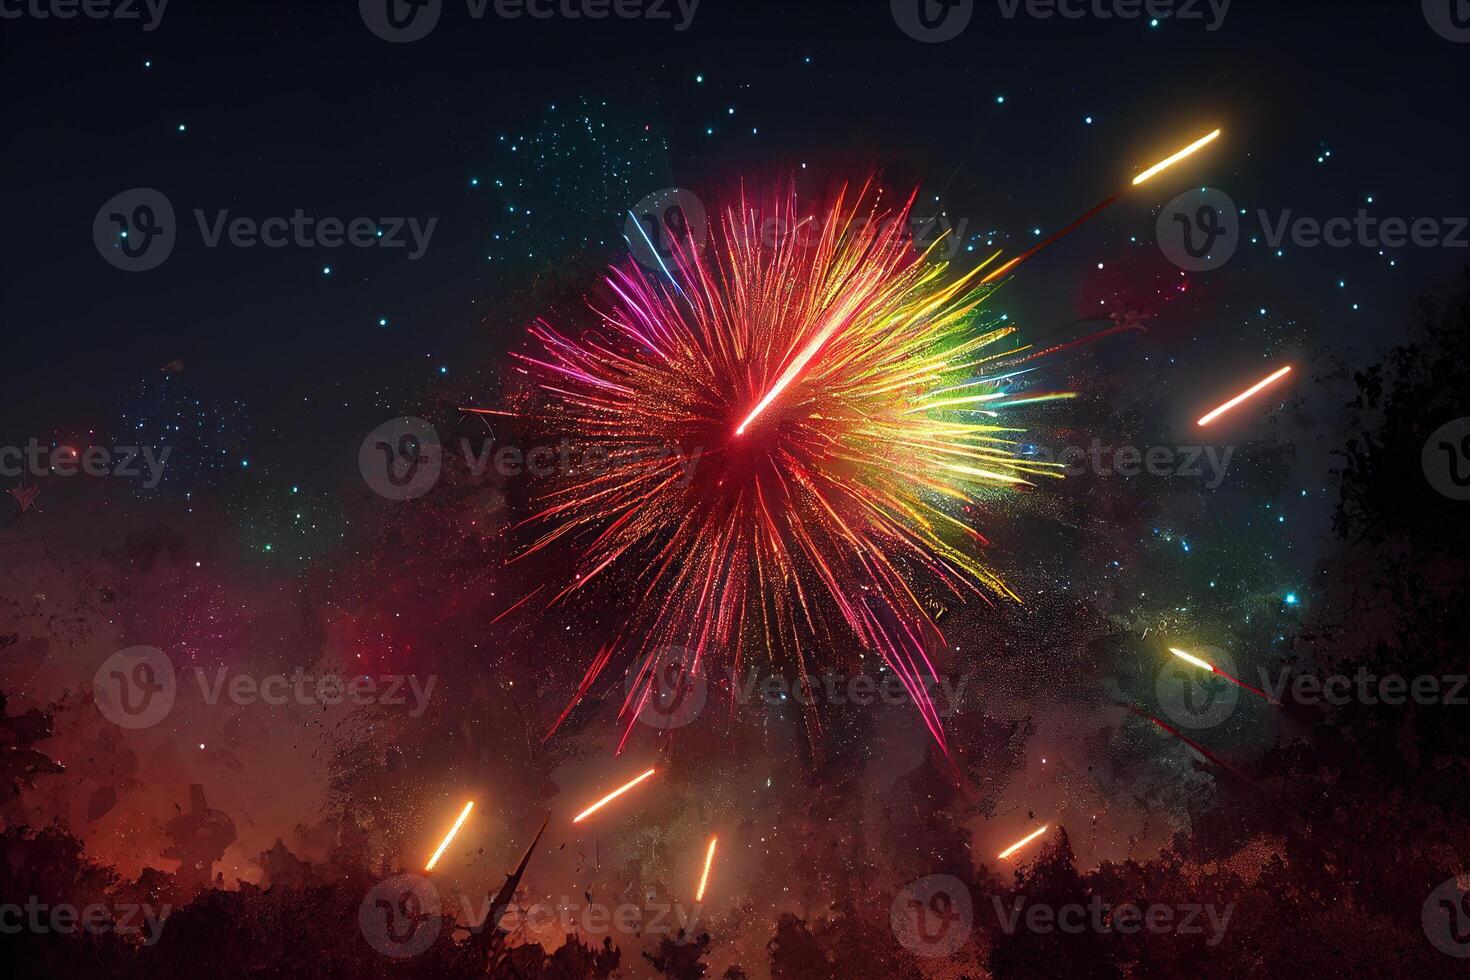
[998,824,1050,860]
[1169,647,1281,705]
[1196,365,1294,426]
[978,129,1222,286]
[572,768,657,823]
[425,800,474,871]
[695,835,718,901]
[512,180,1074,763]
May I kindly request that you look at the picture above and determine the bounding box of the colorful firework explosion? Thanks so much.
[512,180,1073,757]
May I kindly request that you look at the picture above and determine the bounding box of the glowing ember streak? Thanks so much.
[425,800,474,871]
[572,768,657,823]
[1196,365,1294,427]
[1169,647,1214,672]
[695,835,718,901]
[1132,129,1222,185]
[1168,647,1281,705]
[998,824,1050,860]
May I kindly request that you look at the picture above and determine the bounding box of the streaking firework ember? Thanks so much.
[695,835,718,902]
[572,768,658,823]
[998,824,1051,860]
[1168,647,1281,705]
[1196,365,1294,427]
[513,179,1075,759]
[425,800,475,871]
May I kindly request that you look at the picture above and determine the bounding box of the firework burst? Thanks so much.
[512,179,1071,758]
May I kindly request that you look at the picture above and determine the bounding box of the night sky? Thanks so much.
[3,2,1470,977]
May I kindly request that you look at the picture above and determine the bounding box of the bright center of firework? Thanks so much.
[519,182,1074,757]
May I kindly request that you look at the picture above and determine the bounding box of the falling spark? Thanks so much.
[425,800,474,871]
[1132,128,1222,185]
[980,127,1223,286]
[998,824,1050,860]
[695,835,718,901]
[572,768,657,823]
[1168,647,1281,705]
[1196,365,1294,427]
